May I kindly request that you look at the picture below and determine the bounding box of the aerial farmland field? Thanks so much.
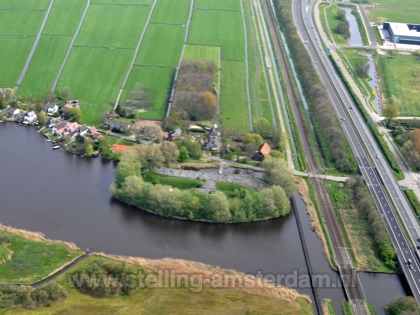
[1,0,283,133]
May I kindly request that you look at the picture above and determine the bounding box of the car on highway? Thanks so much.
[408,259,412,264]
[409,264,414,271]
[417,238,420,242]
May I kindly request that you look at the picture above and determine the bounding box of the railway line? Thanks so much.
[261,0,369,313]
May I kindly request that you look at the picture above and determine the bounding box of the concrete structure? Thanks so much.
[383,22,420,45]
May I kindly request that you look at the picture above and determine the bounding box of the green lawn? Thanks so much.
[149,174,203,189]
[5,255,312,315]
[121,66,175,120]
[75,4,149,49]
[0,37,34,87]
[0,228,83,284]
[194,0,241,11]
[321,4,350,46]
[57,47,133,125]
[91,0,152,4]
[0,10,45,36]
[18,36,72,97]
[183,45,220,65]
[151,0,191,24]
[216,182,254,198]
[42,0,88,36]
[376,53,420,116]
[0,0,50,10]
[366,0,420,24]
[188,9,245,61]
[220,60,250,132]
[135,24,185,67]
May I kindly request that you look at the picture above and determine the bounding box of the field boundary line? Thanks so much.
[165,0,195,117]
[240,0,253,131]
[51,0,91,92]
[13,0,56,99]
[114,0,160,110]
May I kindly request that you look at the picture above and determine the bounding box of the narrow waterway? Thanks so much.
[360,51,382,114]
[0,123,407,314]
[342,6,363,46]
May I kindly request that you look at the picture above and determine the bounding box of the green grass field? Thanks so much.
[183,45,220,65]
[135,24,185,67]
[122,66,174,120]
[0,228,83,284]
[19,36,72,97]
[91,0,152,4]
[216,182,254,198]
[366,0,420,24]
[195,0,241,11]
[377,53,420,116]
[57,47,133,125]
[189,9,245,61]
[42,0,88,36]
[151,0,191,24]
[75,4,149,49]
[220,61,249,132]
[0,0,50,10]
[150,174,203,189]
[0,10,44,36]
[0,37,34,87]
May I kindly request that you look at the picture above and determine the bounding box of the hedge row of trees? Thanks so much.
[111,151,294,222]
[0,282,67,311]
[351,176,397,269]
[274,0,357,174]
[171,60,219,121]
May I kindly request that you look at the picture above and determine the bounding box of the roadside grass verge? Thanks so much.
[216,182,254,198]
[373,25,383,45]
[135,24,185,67]
[74,4,149,49]
[145,173,203,189]
[42,0,88,36]
[0,227,83,284]
[219,60,249,133]
[151,0,190,24]
[57,47,133,125]
[0,37,34,87]
[376,53,420,117]
[194,0,241,11]
[319,4,334,44]
[5,255,312,314]
[188,9,245,61]
[18,36,72,98]
[183,45,220,65]
[404,189,420,217]
[121,66,174,120]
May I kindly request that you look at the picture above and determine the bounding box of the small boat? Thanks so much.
[46,139,51,142]
[0,120,4,123]
[52,145,60,150]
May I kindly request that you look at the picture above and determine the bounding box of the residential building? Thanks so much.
[44,102,58,115]
[104,119,127,133]
[5,107,20,118]
[23,111,37,124]
[254,142,271,161]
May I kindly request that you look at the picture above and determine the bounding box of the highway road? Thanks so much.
[291,0,420,305]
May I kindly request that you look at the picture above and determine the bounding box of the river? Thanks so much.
[343,6,363,47]
[0,123,407,314]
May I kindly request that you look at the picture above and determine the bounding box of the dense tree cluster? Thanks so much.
[351,176,397,269]
[111,152,293,222]
[171,60,219,121]
[0,282,67,311]
[69,258,146,297]
[396,128,420,171]
[385,296,420,315]
[273,0,356,174]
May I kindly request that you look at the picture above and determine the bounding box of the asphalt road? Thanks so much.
[291,0,420,304]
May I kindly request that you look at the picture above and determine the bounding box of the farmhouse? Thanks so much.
[23,111,37,124]
[202,125,221,151]
[383,22,420,45]
[44,102,58,115]
[5,107,20,118]
[104,119,127,133]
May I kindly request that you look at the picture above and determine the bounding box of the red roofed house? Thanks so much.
[254,142,271,161]
[111,144,133,153]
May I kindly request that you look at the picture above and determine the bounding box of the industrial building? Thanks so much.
[383,22,420,45]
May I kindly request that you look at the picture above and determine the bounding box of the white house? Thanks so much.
[5,107,20,118]
[44,102,58,115]
[23,111,37,124]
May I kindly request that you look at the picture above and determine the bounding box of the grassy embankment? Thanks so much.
[320,4,349,46]
[0,225,84,284]
[1,236,313,314]
[327,180,397,273]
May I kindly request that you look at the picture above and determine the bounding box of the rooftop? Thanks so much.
[387,22,420,37]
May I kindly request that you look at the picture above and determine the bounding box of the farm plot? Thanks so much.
[121,66,175,120]
[135,24,185,67]
[75,4,150,49]
[18,36,72,98]
[42,0,88,36]
[57,47,133,125]
[0,0,50,10]
[220,61,249,132]
[194,0,241,11]
[188,9,245,61]
[183,45,220,65]
[0,10,45,36]
[0,38,34,87]
[151,0,191,24]
[366,0,420,24]
[91,0,152,4]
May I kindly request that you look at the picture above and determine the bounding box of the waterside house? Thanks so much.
[254,142,271,161]
[23,111,37,124]
[103,119,128,133]
[44,102,58,116]
[5,107,20,118]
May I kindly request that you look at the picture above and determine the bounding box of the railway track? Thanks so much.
[261,0,369,313]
